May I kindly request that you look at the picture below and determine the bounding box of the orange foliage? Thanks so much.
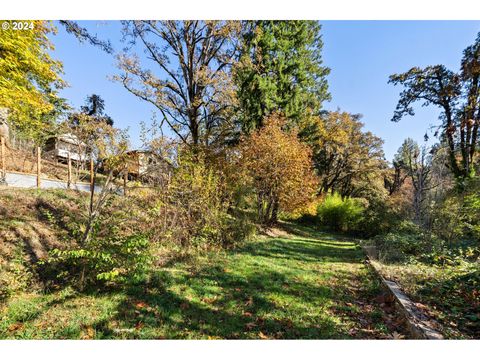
[239,114,318,224]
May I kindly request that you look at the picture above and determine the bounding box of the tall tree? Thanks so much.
[115,21,240,147]
[394,138,433,225]
[80,94,114,126]
[0,20,65,138]
[384,159,408,196]
[59,20,113,54]
[234,21,330,132]
[389,32,480,183]
[301,111,386,197]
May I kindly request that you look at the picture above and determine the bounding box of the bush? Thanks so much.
[40,219,152,289]
[316,193,365,232]
[149,148,253,249]
[0,257,33,301]
[431,189,480,248]
[369,221,439,263]
[420,247,480,266]
[463,193,480,240]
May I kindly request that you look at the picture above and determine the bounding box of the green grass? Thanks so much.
[0,223,404,339]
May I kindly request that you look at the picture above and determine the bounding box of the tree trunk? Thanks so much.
[270,197,280,225]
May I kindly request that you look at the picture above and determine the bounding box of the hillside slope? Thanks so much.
[0,190,408,339]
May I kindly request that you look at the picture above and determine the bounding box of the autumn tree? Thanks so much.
[115,21,240,148]
[0,20,66,138]
[59,20,113,54]
[384,159,408,196]
[62,114,129,244]
[234,21,330,132]
[301,111,386,197]
[393,138,434,225]
[389,32,480,183]
[239,114,318,224]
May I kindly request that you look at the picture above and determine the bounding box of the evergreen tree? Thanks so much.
[81,94,114,126]
[234,20,330,132]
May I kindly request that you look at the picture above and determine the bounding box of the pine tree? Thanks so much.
[234,20,330,132]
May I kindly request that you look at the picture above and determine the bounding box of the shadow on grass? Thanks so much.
[87,253,370,340]
[84,228,369,339]
[415,268,480,338]
[2,224,392,339]
[235,237,363,264]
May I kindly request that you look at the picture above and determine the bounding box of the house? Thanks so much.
[125,150,172,183]
[44,133,89,163]
[126,150,159,177]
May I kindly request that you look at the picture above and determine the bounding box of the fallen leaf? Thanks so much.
[81,326,95,340]
[135,301,148,309]
[8,323,23,332]
[245,322,257,330]
[258,331,269,339]
[392,331,405,339]
[202,296,218,304]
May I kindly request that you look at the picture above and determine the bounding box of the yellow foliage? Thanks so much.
[0,20,65,134]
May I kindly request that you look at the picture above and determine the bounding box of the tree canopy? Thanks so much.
[389,32,480,182]
[0,20,66,137]
[234,20,330,132]
[80,94,114,126]
[239,113,318,224]
[301,111,386,197]
[116,20,240,148]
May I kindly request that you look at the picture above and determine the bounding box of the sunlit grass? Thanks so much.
[1,223,395,339]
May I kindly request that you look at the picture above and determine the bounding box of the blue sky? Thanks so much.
[50,20,480,161]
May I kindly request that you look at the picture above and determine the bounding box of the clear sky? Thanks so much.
[50,20,480,161]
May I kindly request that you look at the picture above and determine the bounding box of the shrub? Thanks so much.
[0,250,33,300]
[316,192,365,232]
[148,148,253,249]
[284,197,323,224]
[419,247,480,266]
[463,193,480,241]
[431,187,480,248]
[370,221,438,263]
[40,216,152,289]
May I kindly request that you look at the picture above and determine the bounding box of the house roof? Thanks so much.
[126,149,154,155]
[56,133,86,146]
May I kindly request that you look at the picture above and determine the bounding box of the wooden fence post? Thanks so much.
[36,146,41,189]
[123,167,128,196]
[67,152,72,189]
[90,158,94,193]
[1,137,5,183]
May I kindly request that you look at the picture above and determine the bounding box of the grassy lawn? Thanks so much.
[0,222,406,339]
[373,261,480,339]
